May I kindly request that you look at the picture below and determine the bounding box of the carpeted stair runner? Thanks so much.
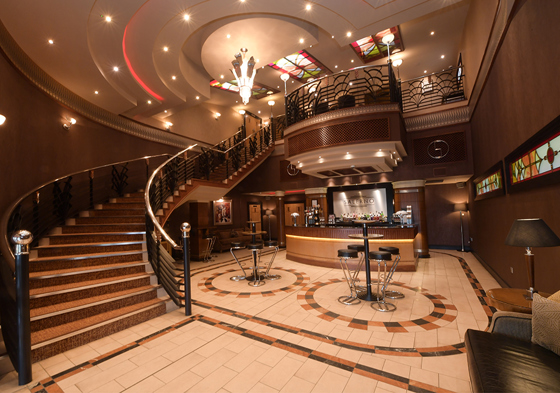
[27,192,172,362]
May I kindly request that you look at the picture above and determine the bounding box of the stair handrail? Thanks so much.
[144,145,197,250]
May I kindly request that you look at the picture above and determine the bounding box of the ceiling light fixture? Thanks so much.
[392,58,403,79]
[280,73,290,96]
[430,31,435,36]
[105,16,112,22]
[214,112,221,120]
[165,122,173,130]
[113,66,119,71]
[299,38,304,44]
[227,34,231,39]
[239,109,246,115]
[441,55,445,59]
[184,14,190,21]
[196,96,199,100]
[163,46,169,52]
[48,39,53,44]
[346,32,352,37]
[95,90,99,94]
[147,100,152,104]
[268,100,275,118]
[62,117,76,130]
[306,3,311,10]
[231,48,256,105]
[382,33,395,62]
[0,115,6,125]
[172,75,176,80]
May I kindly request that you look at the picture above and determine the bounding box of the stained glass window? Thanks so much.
[476,170,503,196]
[268,50,331,82]
[210,80,280,99]
[350,26,404,64]
[509,131,560,184]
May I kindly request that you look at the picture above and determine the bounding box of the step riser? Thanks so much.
[37,243,143,258]
[30,266,147,290]
[99,203,145,209]
[31,304,166,363]
[30,277,152,309]
[75,217,145,225]
[30,253,144,273]
[31,290,158,332]
[48,234,144,245]
[62,224,145,234]
[89,210,144,217]
[114,197,144,203]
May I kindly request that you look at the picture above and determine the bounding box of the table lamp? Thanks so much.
[454,203,468,252]
[505,218,560,299]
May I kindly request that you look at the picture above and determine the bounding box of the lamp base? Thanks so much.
[523,287,536,301]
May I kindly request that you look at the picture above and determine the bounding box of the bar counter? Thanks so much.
[285,225,418,271]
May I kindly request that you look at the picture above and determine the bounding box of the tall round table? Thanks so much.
[349,220,384,301]
[241,227,267,283]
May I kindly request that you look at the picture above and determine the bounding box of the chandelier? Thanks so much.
[231,48,256,105]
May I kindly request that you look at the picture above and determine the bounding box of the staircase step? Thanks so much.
[88,209,145,217]
[112,197,144,203]
[61,224,145,234]
[74,216,145,225]
[98,203,145,210]
[30,273,153,309]
[29,251,146,273]
[31,300,167,362]
[30,263,149,290]
[45,232,144,245]
[35,241,144,258]
[30,286,159,332]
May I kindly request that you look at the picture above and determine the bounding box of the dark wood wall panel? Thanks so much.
[412,131,467,166]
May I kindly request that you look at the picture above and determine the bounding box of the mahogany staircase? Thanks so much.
[26,192,172,362]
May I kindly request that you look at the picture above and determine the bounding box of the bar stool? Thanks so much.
[347,244,365,284]
[368,250,396,312]
[246,242,265,287]
[379,246,404,299]
[337,249,361,305]
[203,235,216,263]
[229,241,246,281]
[261,240,280,280]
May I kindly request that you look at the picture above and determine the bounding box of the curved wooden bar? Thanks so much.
[285,225,418,271]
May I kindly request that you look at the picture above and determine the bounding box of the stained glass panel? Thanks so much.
[476,170,503,196]
[509,131,560,184]
[268,50,332,82]
[350,26,404,64]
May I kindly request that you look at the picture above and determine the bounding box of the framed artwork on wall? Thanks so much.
[213,200,232,225]
[505,113,560,193]
[473,161,505,201]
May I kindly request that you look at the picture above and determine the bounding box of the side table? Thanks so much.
[487,288,551,314]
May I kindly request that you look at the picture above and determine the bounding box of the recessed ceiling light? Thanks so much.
[48,39,54,44]
[351,59,354,63]
[164,110,168,113]
[346,32,352,37]
[172,75,176,80]
[256,59,259,63]
[147,100,152,104]
[113,66,119,71]
[309,45,312,48]
[258,111,261,114]
[163,46,169,52]
[277,86,280,88]
[196,96,199,100]
[306,4,311,10]
[335,65,338,68]
[319,156,321,159]
[430,31,435,35]
[94,91,99,94]
[331,35,334,39]
[220,74,224,79]
[424,70,427,73]
[299,38,304,44]
[105,16,112,22]
[184,14,190,21]
[227,34,231,39]
[441,55,445,59]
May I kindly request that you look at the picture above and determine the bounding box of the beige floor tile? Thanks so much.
[153,370,202,393]
[439,374,472,393]
[256,346,288,367]
[224,344,268,373]
[247,382,279,393]
[343,372,378,393]
[124,375,166,393]
[116,356,171,388]
[260,356,304,390]
[223,359,272,393]
[154,352,206,383]
[76,360,136,393]
[186,366,238,393]
[309,369,350,393]
[294,358,329,384]
[279,376,315,393]
[191,348,238,378]
[91,380,124,393]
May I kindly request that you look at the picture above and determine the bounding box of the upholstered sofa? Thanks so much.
[213,227,263,253]
[465,293,560,393]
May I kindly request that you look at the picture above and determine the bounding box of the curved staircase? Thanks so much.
[27,193,173,362]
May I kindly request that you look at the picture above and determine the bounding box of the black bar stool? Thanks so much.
[337,249,361,305]
[347,244,365,284]
[368,250,396,312]
[229,242,246,281]
[379,246,404,299]
[246,242,265,287]
[261,240,280,280]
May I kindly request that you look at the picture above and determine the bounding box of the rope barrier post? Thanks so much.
[181,223,192,316]
[11,230,33,385]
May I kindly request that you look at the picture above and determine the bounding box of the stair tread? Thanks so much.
[31,285,158,318]
[31,298,165,345]
[49,231,145,237]
[34,241,145,249]
[30,250,146,263]
[30,272,150,296]
[30,260,148,278]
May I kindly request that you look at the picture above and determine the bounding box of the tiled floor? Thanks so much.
[0,249,499,393]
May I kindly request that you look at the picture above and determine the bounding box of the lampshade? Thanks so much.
[265,209,273,216]
[454,203,468,212]
[505,218,560,247]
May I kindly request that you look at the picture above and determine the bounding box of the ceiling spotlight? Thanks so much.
[346,32,352,37]
[299,38,304,44]
[441,55,445,59]
[196,96,199,100]
[94,90,99,94]
[62,117,76,130]
[239,109,246,115]
[113,66,119,71]
[214,112,221,120]
[184,14,190,21]
[306,3,311,10]
[48,39,54,44]
[105,16,112,22]
[227,34,231,39]
[0,115,6,125]
[220,74,224,79]
[147,100,152,104]
[424,70,427,73]
[430,31,435,36]
[335,65,338,68]
[165,122,173,130]
[164,110,168,113]
[351,59,354,63]
[172,75,176,80]
[331,35,334,39]
[163,46,169,52]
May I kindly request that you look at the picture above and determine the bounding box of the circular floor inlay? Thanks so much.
[297,279,457,332]
[198,267,309,298]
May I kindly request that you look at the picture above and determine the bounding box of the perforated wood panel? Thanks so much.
[412,131,467,166]
[287,118,390,157]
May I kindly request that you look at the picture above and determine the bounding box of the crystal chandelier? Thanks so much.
[231,48,256,105]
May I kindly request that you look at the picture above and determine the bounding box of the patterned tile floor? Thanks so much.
[0,249,499,393]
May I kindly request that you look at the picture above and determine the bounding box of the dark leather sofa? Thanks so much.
[465,311,560,392]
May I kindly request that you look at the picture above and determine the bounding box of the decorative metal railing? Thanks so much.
[144,124,274,305]
[284,64,401,127]
[400,67,465,112]
[0,154,171,385]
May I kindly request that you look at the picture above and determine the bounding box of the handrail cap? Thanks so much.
[11,230,33,245]
[180,222,191,238]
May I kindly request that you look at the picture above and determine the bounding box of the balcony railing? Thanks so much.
[400,67,465,112]
[284,64,401,127]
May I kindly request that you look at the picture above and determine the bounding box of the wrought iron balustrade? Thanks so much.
[401,67,465,112]
[284,64,401,127]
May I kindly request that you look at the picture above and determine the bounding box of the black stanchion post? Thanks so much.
[181,223,192,316]
[11,230,33,385]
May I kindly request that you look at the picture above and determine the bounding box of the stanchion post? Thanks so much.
[11,230,33,385]
[181,223,192,316]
